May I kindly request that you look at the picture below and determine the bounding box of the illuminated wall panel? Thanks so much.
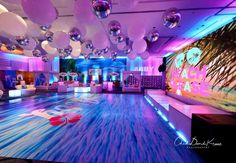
[166,21,236,112]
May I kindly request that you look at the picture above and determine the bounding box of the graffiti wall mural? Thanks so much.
[166,21,236,112]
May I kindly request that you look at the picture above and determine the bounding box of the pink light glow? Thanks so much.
[172,39,196,51]
[164,39,196,52]
[170,65,209,96]
[58,82,64,86]
[107,82,113,91]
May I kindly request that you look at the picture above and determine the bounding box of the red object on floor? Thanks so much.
[49,113,82,126]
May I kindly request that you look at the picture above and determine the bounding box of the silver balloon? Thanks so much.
[84,53,90,60]
[123,45,132,54]
[42,55,49,62]
[64,45,73,55]
[108,20,121,36]
[6,43,16,51]
[59,53,65,59]
[32,49,42,57]
[103,47,109,54]
[111,51,117,60]
[58,48,70,58]
[85,40,94,49]
[93,49,102,57]
[57,48,64,54]
[147,28,159,42]
[45,31,54,42]
[115,33,125,43]
[92,0,112,19]
[59,51,70,59]
[40,25,51,31]
[16,36,29,46]
[69,27,81,42]
[163,8,181,29]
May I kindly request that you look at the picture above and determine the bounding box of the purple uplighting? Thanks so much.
[0,0,235,162]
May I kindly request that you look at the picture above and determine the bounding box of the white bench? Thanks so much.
[0,90,3,98]
[74,87,91,93]
[58,85,74,93]
[21,88,36,96]
[90,84,103,93]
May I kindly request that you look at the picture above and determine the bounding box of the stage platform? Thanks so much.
[145,89,230,142]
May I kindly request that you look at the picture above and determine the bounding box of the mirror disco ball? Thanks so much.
[108,20,121,36]
[45,31,54,42]
[42,55,49,62]
[6,43,16,51]
[163,8,181,29]
[69,27,81,42]
[92,0,112,19]
[16,36,29,46]
[32,49,42,57]
[147,28,159,42]
[40,25,51,31]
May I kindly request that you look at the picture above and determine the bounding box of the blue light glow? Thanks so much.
[144,96,154,106]
[145,95,189,142]
[157,110,168,122]
[176,131,188,144]
[9,98,22,103]
[74,87,90,93]
[164,52,174,57]
[83,71,88,84]
[168,122,175,130]
[184,15,236,39]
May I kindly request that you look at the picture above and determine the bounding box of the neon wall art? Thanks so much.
[166,21,236,112]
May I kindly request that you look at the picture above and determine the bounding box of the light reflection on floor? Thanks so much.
[0,93,203,162]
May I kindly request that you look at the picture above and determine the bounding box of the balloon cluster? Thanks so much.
[1,1,182,62]
[16,36,29,46]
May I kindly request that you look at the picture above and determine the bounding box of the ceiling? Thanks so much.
[0,0,236,57]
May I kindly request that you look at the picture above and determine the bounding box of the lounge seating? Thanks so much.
[74,87,90,93]
[36,82,58,90]
[90,84,102,93]
[21,88,36,96]
[58,84,74,93]
[12,84,36,97]
[0,90,3,98]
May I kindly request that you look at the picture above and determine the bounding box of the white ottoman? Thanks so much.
[90,85,103,93]
[0,90,3,98]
